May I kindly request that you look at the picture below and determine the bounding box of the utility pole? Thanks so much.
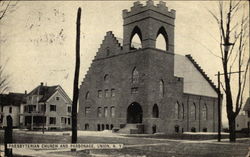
[217,71,221,142]
[215,70,244,142]
[72,7,81,146]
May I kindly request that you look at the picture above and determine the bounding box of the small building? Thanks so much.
[0,92,26,128]
[78,1,220,134]
[239,97,250,130]
[21,83,72,130]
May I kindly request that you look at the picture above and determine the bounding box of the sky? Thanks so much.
[0,0,249,126]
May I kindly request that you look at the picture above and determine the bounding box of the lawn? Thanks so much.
[0,130,249,157]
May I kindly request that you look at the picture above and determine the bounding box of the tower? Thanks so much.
[122,0,176,53]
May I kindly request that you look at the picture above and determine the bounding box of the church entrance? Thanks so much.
[127,102,143,123]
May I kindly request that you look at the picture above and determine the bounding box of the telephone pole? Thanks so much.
[215,70,244,142]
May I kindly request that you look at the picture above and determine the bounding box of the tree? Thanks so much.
[0,63,10,94]
[209,0,249,142]
[0,0,18,94]
[71,7,81,145]
[0,0,18,21]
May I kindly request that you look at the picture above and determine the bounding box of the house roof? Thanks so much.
[243,97,250,111]
[0,93,26,106]
[28,85,58,103]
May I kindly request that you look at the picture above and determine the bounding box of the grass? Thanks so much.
[0,130,249,157]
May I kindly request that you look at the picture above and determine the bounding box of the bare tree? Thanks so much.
[209,0,249,142]
[0,0,18,21]
[0,63,10,94]
[0,1,18,94]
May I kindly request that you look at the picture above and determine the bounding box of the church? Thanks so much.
[78,0,220,134]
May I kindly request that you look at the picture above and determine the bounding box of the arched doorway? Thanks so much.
[127,102,143,123]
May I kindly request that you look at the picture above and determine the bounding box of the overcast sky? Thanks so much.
[0,1,249,126]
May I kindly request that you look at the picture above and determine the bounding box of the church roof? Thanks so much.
[174,54,218,98]
[243,97,250,111]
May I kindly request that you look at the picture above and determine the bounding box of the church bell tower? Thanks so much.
[122,0,176,53]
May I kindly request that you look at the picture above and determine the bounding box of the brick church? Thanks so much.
[78,0,220,134]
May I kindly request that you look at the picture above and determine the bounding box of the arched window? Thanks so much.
[156,27,169,51]
[152,104,159,118]
[130,26,142,50]
[132,67,139,83]
[179,103,184,119]
[104,74,109,83]
[202,104,208,120]
[85,91,89,100]
[159,80,164,98]
[106,47,110,56]
[110,106,115,117]
[190,103,196,120]
[175,102,179,119]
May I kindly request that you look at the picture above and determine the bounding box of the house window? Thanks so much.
[50,105,56,111]
[202,104,208,120]
[56,97,60,101]
[190,103,196,120]
[131,87,138,94]
[98,90,102,98]
[41,104,46,112]
[152,104,159,118]
[97,107,102,117]
[49,117,56,124]
[61,117,64,123]
[110,107,115,117]
[159,80,164,98]
[105,89,109,97]
[248,111,250,118]
[85,107,90,116]
[111,89,115,97]
[68,106,71,113]
[68,118,71,125]
[9,107,12,113]
[132,67,139,83]
[104,107,108,117]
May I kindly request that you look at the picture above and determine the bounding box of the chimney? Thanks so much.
[25,90,27,94]
[41,82,44,86]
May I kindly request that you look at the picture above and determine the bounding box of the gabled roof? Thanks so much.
[243,97,250,111]
[0,93,26,106]
[185,54,218,93]
[28,85,58,103]
[174,54,218,98]
[27,84,72,103]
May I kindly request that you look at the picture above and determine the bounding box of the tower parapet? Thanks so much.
[122,0,176,53]
[123,0,175,19]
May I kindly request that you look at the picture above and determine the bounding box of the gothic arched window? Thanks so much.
[190,103,196,120]
[159,80,164,98]
[175,102,179,119]
[202,104,208,120]
[152,104,159,118]
[156,27,169,51]
[130,26,142,50]
[132,67,139,83]
[85,91,89,100]
[179,103,184,119]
